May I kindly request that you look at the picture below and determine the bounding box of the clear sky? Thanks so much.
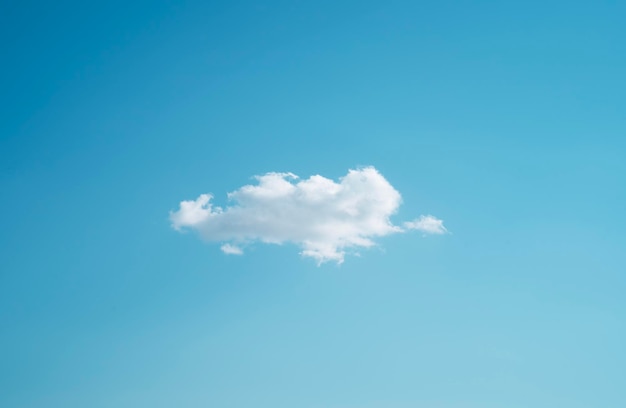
[1,1,625,407]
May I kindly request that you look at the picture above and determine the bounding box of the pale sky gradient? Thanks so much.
[1,1,625,407]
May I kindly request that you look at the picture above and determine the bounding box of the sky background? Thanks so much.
[1,0,625,407]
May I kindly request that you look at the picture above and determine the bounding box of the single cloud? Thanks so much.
[404,215,448,235]
[170,166,447,264]
[220,243,243,255]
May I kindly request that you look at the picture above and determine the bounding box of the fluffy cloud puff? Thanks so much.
[170,167,446,264]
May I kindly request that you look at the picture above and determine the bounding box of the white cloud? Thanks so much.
[220,243,243,255]
[404,215,448,235]
[170,167,446,264]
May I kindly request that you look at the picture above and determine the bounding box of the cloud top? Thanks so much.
[170,167,446,264]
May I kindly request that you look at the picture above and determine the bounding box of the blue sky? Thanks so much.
[1,0,625,407]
